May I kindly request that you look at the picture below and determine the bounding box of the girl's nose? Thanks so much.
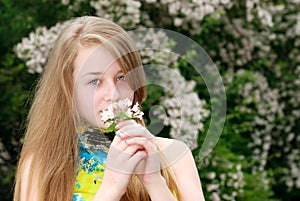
[102,79,120,102]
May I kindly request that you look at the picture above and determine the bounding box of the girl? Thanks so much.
[14,16,205,201]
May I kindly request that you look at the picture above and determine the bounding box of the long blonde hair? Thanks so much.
[14,16,181,201]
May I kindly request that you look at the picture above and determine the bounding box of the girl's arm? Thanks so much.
[143,175,177,201]
[157,138,205,201]
[173,143,205,201]
[115,120,205,201]
[19,156,39,201]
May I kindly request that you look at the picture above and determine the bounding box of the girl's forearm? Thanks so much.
[144,176,178,201]
[92,182,123,201]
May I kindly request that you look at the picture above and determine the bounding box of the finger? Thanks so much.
[110,134,128,151]
[116,119,137,129]
[117,125,153,140]
[106,147,147,174]
[111,133,122,145]
[121,123,145,134]
[124,144,145,156]
[129,150,147,164]
[126,137,157,154]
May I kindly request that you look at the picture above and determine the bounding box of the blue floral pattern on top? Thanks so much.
[73,123,114,201]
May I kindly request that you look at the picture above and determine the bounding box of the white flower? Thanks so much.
[152,67,210,149]
[207,184,219,192]
[61,0,70,5]
[100,98,144,132]
[90,0,142,29]
[208,172,216,179]
[125,108,133,117]
[100,105,115,122]
[211,192,221,201]
[132,102,140,112]
[14,20,70,73]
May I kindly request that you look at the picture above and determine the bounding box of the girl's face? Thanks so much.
[73,44,134,128]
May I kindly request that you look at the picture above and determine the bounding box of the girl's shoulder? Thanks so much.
[155,137,191,168]
[155,136,188,150]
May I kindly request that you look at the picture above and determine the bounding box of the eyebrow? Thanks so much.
[116,70,124,74]
[81,70,124,78]
[81,72,103,78]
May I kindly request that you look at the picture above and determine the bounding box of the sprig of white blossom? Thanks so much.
[14,21,70,74]
[129,28,179,67]
[130,29,210,149]
[65,0,234,34]
[100,98,144,133]
[158,0,233,34]
[90,0,143,29]
[151,67,210,149]
[198,155,245,201]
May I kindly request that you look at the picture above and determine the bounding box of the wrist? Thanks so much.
[143,175,177,201]
[93,181,124,201]
[143,174,167,191]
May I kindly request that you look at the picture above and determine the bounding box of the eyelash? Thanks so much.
[89,79,100,85]
[117,75,126,81]
[89,75,126,86]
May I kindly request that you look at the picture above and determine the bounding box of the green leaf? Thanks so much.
[105,122,117,133]
[118,113,130,119]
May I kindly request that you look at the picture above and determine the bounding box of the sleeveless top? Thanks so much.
[73,123,114,201]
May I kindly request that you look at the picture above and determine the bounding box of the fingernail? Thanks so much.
[115,130,121,137]
[115,124,120,130]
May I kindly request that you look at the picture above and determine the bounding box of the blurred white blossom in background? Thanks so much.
[14,21,70,73]
[129,28,210,148]
[90,0,143,29]
[200,155,245,201]
[152,68,210,149]
[13,0,300,199]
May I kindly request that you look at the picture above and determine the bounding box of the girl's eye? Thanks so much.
[117,75,126,81]
[89,79,100,85]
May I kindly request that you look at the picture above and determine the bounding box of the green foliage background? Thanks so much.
[0,0,299,201]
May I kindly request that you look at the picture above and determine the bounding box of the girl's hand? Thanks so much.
[97,132,147,200]
[115,120,163,187]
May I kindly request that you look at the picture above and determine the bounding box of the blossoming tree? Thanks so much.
[0,0,299,200]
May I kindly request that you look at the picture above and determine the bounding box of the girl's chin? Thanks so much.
[85,120,106,129]
[97,122,108,129]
